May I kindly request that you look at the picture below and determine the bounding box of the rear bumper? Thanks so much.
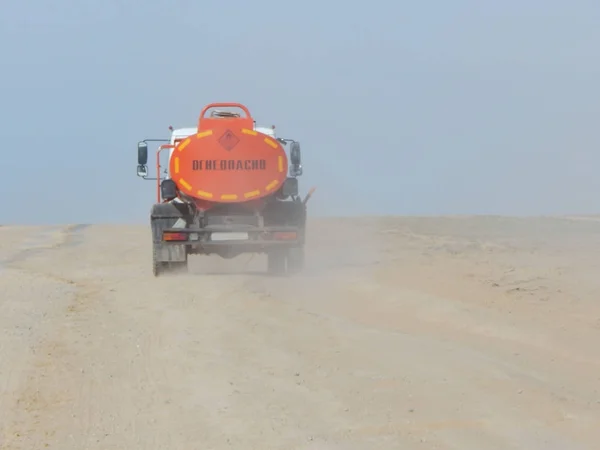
[160,225,303,248]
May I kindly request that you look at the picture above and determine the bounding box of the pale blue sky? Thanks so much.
[1,0,599,224]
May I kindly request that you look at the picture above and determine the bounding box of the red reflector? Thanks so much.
[163,232,187,241]
[273,231,297,240]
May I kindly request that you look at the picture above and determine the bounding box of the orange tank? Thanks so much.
[168,103,288,204]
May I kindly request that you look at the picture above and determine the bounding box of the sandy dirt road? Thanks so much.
[1,216,600,449]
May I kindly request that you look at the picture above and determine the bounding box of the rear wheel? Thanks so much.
[151,210,189,277]
[152,244,163,277]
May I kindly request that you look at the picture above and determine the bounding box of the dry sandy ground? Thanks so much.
[1,216,600,449]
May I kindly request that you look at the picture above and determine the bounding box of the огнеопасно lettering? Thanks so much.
[192,159,267,171]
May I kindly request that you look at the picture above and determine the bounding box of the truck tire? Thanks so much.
[150,204,189,277]
[152,248,168,277]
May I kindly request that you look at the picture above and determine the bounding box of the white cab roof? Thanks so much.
[170,125,276,140]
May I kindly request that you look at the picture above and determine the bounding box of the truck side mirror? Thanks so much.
[137,164,148,178]
[138,141,148,165]
[289,141,302,176]
[290,141,301,165]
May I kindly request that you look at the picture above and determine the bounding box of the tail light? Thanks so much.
[163,232,187,241]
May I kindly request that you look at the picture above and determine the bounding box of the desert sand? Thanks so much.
[1,216,599,449]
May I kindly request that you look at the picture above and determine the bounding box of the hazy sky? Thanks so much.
[1,0,599,224]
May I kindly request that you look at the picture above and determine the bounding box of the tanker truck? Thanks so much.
[135,102,313,276]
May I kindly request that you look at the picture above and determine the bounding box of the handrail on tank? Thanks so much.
[199,102,252,120]
[156,144,175,203]
[198,102,254,131]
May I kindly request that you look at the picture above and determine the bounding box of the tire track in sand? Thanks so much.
[1,224,99,450]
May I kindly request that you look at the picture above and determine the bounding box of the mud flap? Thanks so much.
[153,243,187,262]
[150,203,189,263]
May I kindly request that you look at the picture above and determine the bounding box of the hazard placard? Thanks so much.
[218,129,240,151]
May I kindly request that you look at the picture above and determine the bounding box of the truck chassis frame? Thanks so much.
[150,197,307,277]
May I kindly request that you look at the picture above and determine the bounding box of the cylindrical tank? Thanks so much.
[168,111,288,205]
